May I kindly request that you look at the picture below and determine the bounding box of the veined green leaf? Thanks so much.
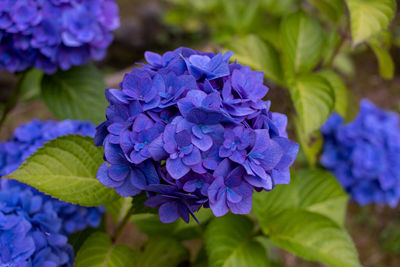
[316,69,348,117]
[345,0,396,45]
[133,237,188,267]
[6,135,120,206]
[74,232,135,267]
[41,65,108,125]
[205,214,269,267]
[290,73,335,136]
[309,0,345,23]
[253,169,360,267]
[226,35,284,86]
[280,11,325,78]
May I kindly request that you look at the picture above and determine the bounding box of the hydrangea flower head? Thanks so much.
[321,99,400,207]
[0,0,119,74]
[0,119,105,234]
[96,47,299,223]
[0,184,73,266]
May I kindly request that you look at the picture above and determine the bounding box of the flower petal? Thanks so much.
[166,158,190,179]
[192,134,213,151]
[209,190,229,217]
[182,148,202,166]
[159,202,180,223]
[227,188,242,203]
[115,178,141,197]
[228,195,252,215]
[97,162,124,188]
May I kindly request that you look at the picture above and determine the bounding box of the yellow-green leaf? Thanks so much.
[290,74,335,136]
[6,135,120,206]
[280,11,325,78]
[226,35,284,86]
[74,232,135,267]
[345,0,396,45]
[316,70,348,117]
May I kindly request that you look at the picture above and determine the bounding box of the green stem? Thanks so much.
[111,205,135,243]
[0,74,23,129]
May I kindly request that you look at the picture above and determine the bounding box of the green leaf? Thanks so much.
[20,68,43,101]
[369,46,394,79]
[222,0,260,33]
[255,169,349,226]
[345,0,396,45]
[316,70,348,117]
[6,135,120,206]
[192,247,209,267]
[280,11,325,78]
[74,232,135,267]
[131,193,158,215]
[309,0,345,23]
[133,237,188,267]
[41,65,108,125]
[294,119,323,167]
[367,31,394,79]
[132,208,212,241]
[68,220,106,253]
[333,52,355,77]
[253,169,360,267]
[205,214,269,267]
[132,213,178,236]
[258,19,282,50]
[261,0,297,16]
[290,73,335,136]
[106,197,133,224]
[266,211,359,267]
[226,35,284,86]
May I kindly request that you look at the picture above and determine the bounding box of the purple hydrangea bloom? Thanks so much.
[208,159,253,216]
[0,184,73,266]
[0,0,119,74]
[96,47,299,223]
[321,99,400,207]
[0,119,105,235]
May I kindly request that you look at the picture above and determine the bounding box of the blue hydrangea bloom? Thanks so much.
[0,0,119,74]
[0,185,73,266]
[52,202,106,235]
[96,47,299,223]
[0,119,105,234]
[321,99,400,207]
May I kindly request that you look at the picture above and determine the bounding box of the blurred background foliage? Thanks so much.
[1,0,400,266]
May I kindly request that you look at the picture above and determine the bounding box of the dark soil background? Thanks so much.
[0,1,399,266]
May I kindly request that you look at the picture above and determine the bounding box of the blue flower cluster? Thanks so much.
[52,201,106,235]
[0,119,105,234]
[96,47,299,223]
[0,185,73,266]
[0,0,119,74]
[321,99,400,207]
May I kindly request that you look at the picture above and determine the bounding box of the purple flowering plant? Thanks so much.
[0,0,119,74]
[95,47,299,223]
[0,119,105,266]
[0,0,397,265]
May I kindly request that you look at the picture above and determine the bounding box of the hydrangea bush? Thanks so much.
[1,0,397,264]
[95,47,299,223]
[0,184,73,266]
[0,0,120,73]
[0,119,104,234]
[321,100,400,207]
